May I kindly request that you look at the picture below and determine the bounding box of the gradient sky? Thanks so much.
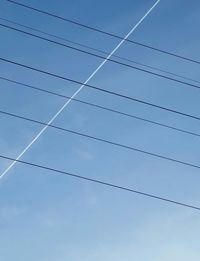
[1,0,200,260]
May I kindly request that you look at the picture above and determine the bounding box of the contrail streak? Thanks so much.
[0,0,160,179]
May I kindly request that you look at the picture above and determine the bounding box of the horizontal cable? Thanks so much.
[1,22,200,92]
[0,108,200,170]
[1,76,200,139]
[6,0,200,65]
[1,17,200,86]
[1,153,200,211]
[1,57,200,122]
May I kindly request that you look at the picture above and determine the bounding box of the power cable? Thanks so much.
[0,3,159,180]
[6,0,200,65]
[0,108,200,170]
[1,75,200,139]
[1,57,200,122]
[1,17,200,86]
[1,153,200,211]
[1,22,200,92]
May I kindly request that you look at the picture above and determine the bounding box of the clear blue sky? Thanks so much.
[1,0,200,260]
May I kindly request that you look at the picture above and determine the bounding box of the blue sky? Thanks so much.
[1,0,200,260]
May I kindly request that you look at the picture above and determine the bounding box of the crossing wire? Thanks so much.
[6,0,200,65]
[1,57,200,122]
[1,2,160,180]
[1,75,200,139]
[0,108,200,170]
[1,17,200,86]
[1,153,200,211]
[1,22,200,92]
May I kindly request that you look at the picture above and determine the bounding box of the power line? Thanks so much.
[1,17,200,86]
[1,153,200,211]
[6,0,200,66]
[2,22,200,92]
[1,57,200,122]
[1,75,200,139]
[1,108,200,170]
[1,3,157,180]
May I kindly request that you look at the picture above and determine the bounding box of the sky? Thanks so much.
[0,0,200,260]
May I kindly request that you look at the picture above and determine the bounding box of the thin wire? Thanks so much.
[6,0,200,65]
[1,57,200,122]
[1,76,200,139]
[2,23,200,92]
[0,1,159,179]
[1,153,200,211]
[0,109,200,170]
[1,17,200,85]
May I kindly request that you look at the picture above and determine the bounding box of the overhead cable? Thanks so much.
[0,109,200,170]
[1,17,200,85]
[1,23,200,92]
[6,0,200,65]
[1,57,200,122]
[1,153,200,211]
[1,76,200,139]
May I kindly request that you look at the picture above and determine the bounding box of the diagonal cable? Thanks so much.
[1,57,200,121]
[0,108,200,170]
[1,16,200,85]
[1,23,200,91]
[0,0,160,180]
[6,0,200,65]
[1,154,200,211]
[1,76,200,139]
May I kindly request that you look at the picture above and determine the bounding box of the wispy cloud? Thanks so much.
[76,148,94,161]
[0,206,26,221]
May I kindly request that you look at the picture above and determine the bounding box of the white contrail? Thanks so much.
[0,0,160,180]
